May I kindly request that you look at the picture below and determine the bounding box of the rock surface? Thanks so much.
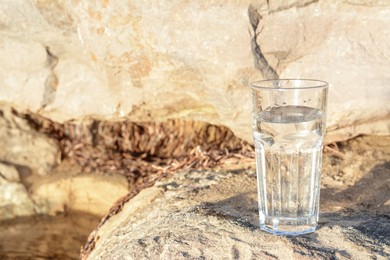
[0,1,388,143]
[0,105,60,176]
[0,103,131,220]
[0,159,130,221]
[0,163,36,220]
[31,161,129,216]
[84,136,390,259]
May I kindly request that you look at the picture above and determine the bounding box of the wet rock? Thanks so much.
[0,212,100,260]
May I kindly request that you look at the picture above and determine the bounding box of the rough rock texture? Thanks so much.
[31,161,129,216]
[0,1,388,143]
[0,159,130,220]
[84,136,390,259]
[0,163,35,220]
[0,104,130,220]
[0,105,60,176]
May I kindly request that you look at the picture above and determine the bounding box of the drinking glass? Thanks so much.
[249,79,328,235]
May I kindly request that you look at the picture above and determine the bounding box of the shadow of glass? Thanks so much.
[321,161,390,214]
[195,192,259,230]
[194,161,390,256]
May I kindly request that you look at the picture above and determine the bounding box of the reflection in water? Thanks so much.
[0,212,100,259]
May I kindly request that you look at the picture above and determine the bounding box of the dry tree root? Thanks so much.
[22,112,254,181]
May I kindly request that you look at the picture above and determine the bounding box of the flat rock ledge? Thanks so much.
[83,164,390,259]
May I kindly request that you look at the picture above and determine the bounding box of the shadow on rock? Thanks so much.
[321,161,390,214]
[195,192,259,231]
[193,161,390,258]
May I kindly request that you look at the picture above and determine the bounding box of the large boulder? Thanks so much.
[82,136,390,259]
[0,0,388,143]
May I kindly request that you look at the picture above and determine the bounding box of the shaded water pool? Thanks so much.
[0,212,100,259]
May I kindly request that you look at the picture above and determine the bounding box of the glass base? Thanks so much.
[260,216,317,236]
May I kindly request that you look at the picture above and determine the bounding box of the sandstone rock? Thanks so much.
[251,0,390,143]
[31,161,129,216]
[0,0,388,144]
[83,136,390,259]
[0,104,130,219]
[0,163,36,220]
[0,158,130,220]
[0,163,20,183]
[0,104,60,176]
[0,182,36,220]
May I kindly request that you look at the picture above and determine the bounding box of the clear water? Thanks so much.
[253,105,324,235]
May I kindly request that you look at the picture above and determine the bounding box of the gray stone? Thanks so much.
[84,136,390,259]
[85,170,390,259]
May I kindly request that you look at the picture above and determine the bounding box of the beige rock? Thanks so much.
[0,163,36,220]
[0,163,20,183]
[0,104,60,176]
[0,158,129,220]
[32,161,129,216]
[253,0,390,142]
[0,0,387,143]
[0,182,36,220]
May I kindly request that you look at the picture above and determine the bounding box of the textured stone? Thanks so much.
[31,161,129,216]
[84,136,390,259]
[0,159,130,220]
[0,0,388,143]
[251,0,390,143]
[0,163,20,183]
[85,169,390,259]
[0,163,36,220]
[0,104,60,176]
[0,104,130,220]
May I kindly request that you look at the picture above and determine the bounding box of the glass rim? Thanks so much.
[250,79,329,90]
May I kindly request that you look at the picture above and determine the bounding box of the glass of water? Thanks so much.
[249,79,328,235]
